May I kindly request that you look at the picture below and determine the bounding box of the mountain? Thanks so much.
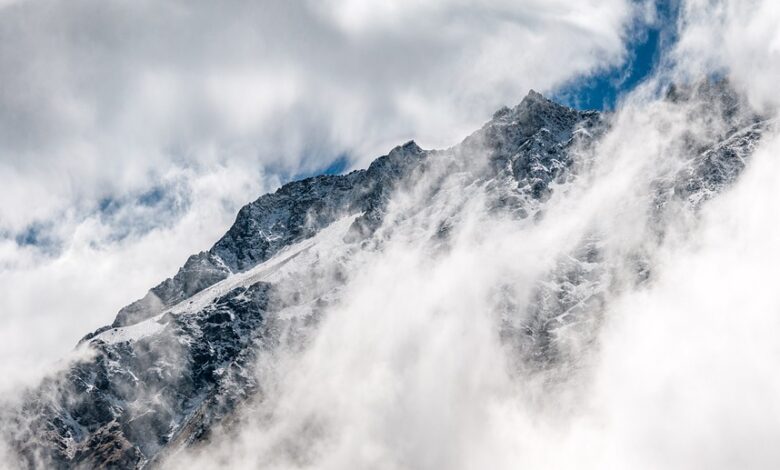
[1,83,770,469]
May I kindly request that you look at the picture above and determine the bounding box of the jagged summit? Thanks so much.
[491,89,549,118]
[113,139,427,328]
[112,95,583,329]
[392,140,423,153]
[482,89,598,144]
[521,88,549,105]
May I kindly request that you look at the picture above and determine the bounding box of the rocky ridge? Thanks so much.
[2,84,771,469]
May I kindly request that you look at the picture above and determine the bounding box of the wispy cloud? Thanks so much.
[0,0,641,388]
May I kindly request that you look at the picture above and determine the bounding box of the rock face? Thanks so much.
[18,282,275,469]
[113,142,426,328]
[2,85,771,469]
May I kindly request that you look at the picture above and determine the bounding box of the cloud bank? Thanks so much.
[5,0,780,468]
[153,1,780,469]
[0,0,643,391]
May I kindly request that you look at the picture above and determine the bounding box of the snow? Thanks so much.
[94,214,359,345]
[96,320,165,344]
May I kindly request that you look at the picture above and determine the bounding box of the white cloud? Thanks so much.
[0,0,640,228]
[588,128,780,470]
[10,0,780,467]
[672,0,780,110]
[0,0,641,390]
[165,96,780,470]
[155,1,780,468]
[0,163,274,394]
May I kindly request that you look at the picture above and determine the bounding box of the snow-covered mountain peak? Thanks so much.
[2,85,771,469]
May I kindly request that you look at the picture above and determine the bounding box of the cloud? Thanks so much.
[0,0,640,229]
[0,0,642,391]
[154,1,780,469]
[0,163,273,395]
[166,95,780,470]
[671,0,780,110]
[10,0,780,467]
[0,0,780,469]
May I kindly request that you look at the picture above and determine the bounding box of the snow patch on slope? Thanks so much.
[95,214,359,345]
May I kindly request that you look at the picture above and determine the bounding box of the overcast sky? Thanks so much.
[3,0,779,393]
[4,2,780,468]
[0,0,655,387]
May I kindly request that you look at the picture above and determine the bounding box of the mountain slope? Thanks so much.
[2,84,770,469]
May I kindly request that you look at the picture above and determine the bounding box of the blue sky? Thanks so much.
[555,1,679,111]
[312,1,681,178]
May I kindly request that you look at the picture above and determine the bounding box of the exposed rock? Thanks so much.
[3,87,770,468]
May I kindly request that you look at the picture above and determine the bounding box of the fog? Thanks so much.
[3,0,780,468]
[0,0,642,396]
[162,1,780,468]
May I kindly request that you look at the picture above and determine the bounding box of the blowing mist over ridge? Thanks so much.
[1,76,777,469]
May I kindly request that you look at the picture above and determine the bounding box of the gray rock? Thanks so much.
[3,86,771,468]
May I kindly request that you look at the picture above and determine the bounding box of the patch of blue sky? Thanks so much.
[12,221,62,255]
[14,222,51,248]
[554,0,680,111]
[98,185,190,242]
[270,151,353,186]
[320,154,351,176]
[10,182,192,254]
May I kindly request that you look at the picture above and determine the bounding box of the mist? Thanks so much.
[3,0,780,468]
[160,1,780,468]
[166,91,779,470]
[0,0,642,398]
